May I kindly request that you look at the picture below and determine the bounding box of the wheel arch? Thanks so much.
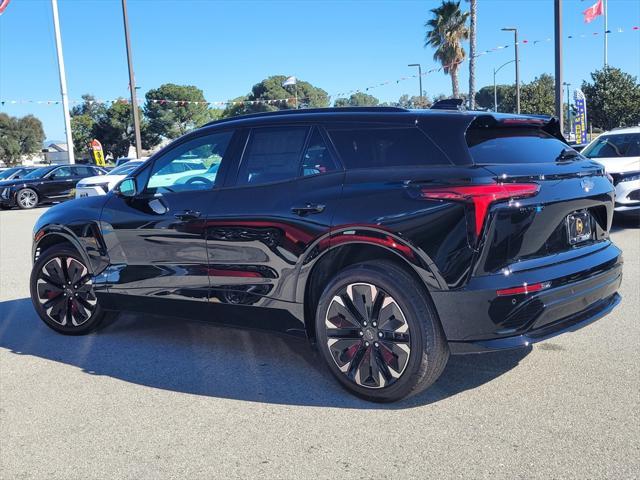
[33,228,93,274]
[300,237,443,343]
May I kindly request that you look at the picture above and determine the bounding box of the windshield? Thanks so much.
[110,162,143,176]
[0,167,21,179]
[23,167,54,179]
[581,133,640,159]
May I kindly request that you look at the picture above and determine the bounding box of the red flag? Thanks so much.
[583,0,604,23]
[0,0,11,16]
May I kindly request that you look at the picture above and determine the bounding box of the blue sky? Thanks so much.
[1,0,639,140]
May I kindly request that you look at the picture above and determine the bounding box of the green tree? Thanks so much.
[222,76,329,118]
[94,100,159,159]
[0,113,45,166]
[476,75,556,115]
[384,94,431,109]
[424,1,469,98]
[581,67,640,130]
[334,92,380,107]
[145,84,212,139]
[70,114,95,160]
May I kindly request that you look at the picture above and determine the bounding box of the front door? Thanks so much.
[100,130,237,308]
[40,166,77,200]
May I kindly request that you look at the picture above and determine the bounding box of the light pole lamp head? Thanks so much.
[501,27,517,32]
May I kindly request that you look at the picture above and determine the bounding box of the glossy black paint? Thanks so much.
[1,165,103,208]
[32,108,622,350]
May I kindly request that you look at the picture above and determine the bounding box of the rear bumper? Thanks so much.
[431,241,623,353]
[449,292,620,353]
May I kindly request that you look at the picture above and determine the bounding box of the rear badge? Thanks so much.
[566,210,592,245]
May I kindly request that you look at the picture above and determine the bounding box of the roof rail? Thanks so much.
[204,106,408,127]
[431,98,464,110]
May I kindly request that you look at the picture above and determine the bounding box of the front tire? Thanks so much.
[30,245,106,335]
[16,188,39,209]
[315,260,449,402]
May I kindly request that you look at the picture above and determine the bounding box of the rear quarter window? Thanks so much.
[466,127,569,164]
[327,127,450,169]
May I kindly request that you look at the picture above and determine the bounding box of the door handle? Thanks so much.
[174,209,201,220]
[291,203,326,216]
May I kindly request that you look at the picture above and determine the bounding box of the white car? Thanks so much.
[75,160,145,198]
[582,126,640,217]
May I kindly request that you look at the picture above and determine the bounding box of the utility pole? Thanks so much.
[50,0,75,164]
[122,0,142,158]
[554,0,563,135]
[408,64,423,107]
[604,0,608,67]
[501,28,520,114]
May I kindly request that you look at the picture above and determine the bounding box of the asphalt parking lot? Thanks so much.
[0,207,638,480]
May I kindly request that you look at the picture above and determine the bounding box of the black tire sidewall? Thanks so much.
[30,245,104,335]
[315,261,445,402]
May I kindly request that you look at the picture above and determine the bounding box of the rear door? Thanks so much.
[40,166,76,200]
[204,125,344,327]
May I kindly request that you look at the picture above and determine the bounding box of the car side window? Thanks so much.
[236,126,309,186]
[73,166,94,177]
[145,131,234,193]
[301,128,340,176]
[328,126,451,169]
[50,167,72,179]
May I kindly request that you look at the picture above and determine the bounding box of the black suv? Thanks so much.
[30,107,622,402]
[1,164,105,209]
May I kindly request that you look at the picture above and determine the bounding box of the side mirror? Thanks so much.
[116,178,137,197]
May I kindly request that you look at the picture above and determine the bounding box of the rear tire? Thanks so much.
[30,245,107,335]
[16,188,38,209]
[315,260,449,402]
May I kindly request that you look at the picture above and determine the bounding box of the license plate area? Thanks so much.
[566,210,592,245]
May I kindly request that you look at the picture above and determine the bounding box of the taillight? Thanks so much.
[421,183,539,237]
[496,281,551,296]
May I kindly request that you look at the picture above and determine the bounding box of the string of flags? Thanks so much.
[332,24,640,98]
[0,97,296,107]
[1,25,637,108]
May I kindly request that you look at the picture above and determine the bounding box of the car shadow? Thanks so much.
[0,297,531,409]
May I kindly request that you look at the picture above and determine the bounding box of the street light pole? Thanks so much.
[121,0,142,159]
[501,27,520,114]
[50,0,75,164]
[554,0,564,134]
[408,64,423,107]
[493,60,515,112]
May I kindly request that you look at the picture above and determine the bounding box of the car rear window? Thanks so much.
[466,126,571,164]
[327,127,450,169]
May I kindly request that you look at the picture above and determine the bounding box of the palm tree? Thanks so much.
[424,1,470,99]
[467,0,477,109]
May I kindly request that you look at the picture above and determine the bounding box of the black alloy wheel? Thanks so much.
[316,260,449,402]
[30,245,106,334]
[324,282,411,389]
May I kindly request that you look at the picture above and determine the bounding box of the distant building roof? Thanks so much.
[46,143,68,152]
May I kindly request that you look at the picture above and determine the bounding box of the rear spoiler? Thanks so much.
[469,114,566,143]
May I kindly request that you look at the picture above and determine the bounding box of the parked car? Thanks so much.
[0,166,36,181]
[30,107,622,402]
[0,164,105,209]
[114,156,148,167]
[581,126,640,217]
[75,160,146,198]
